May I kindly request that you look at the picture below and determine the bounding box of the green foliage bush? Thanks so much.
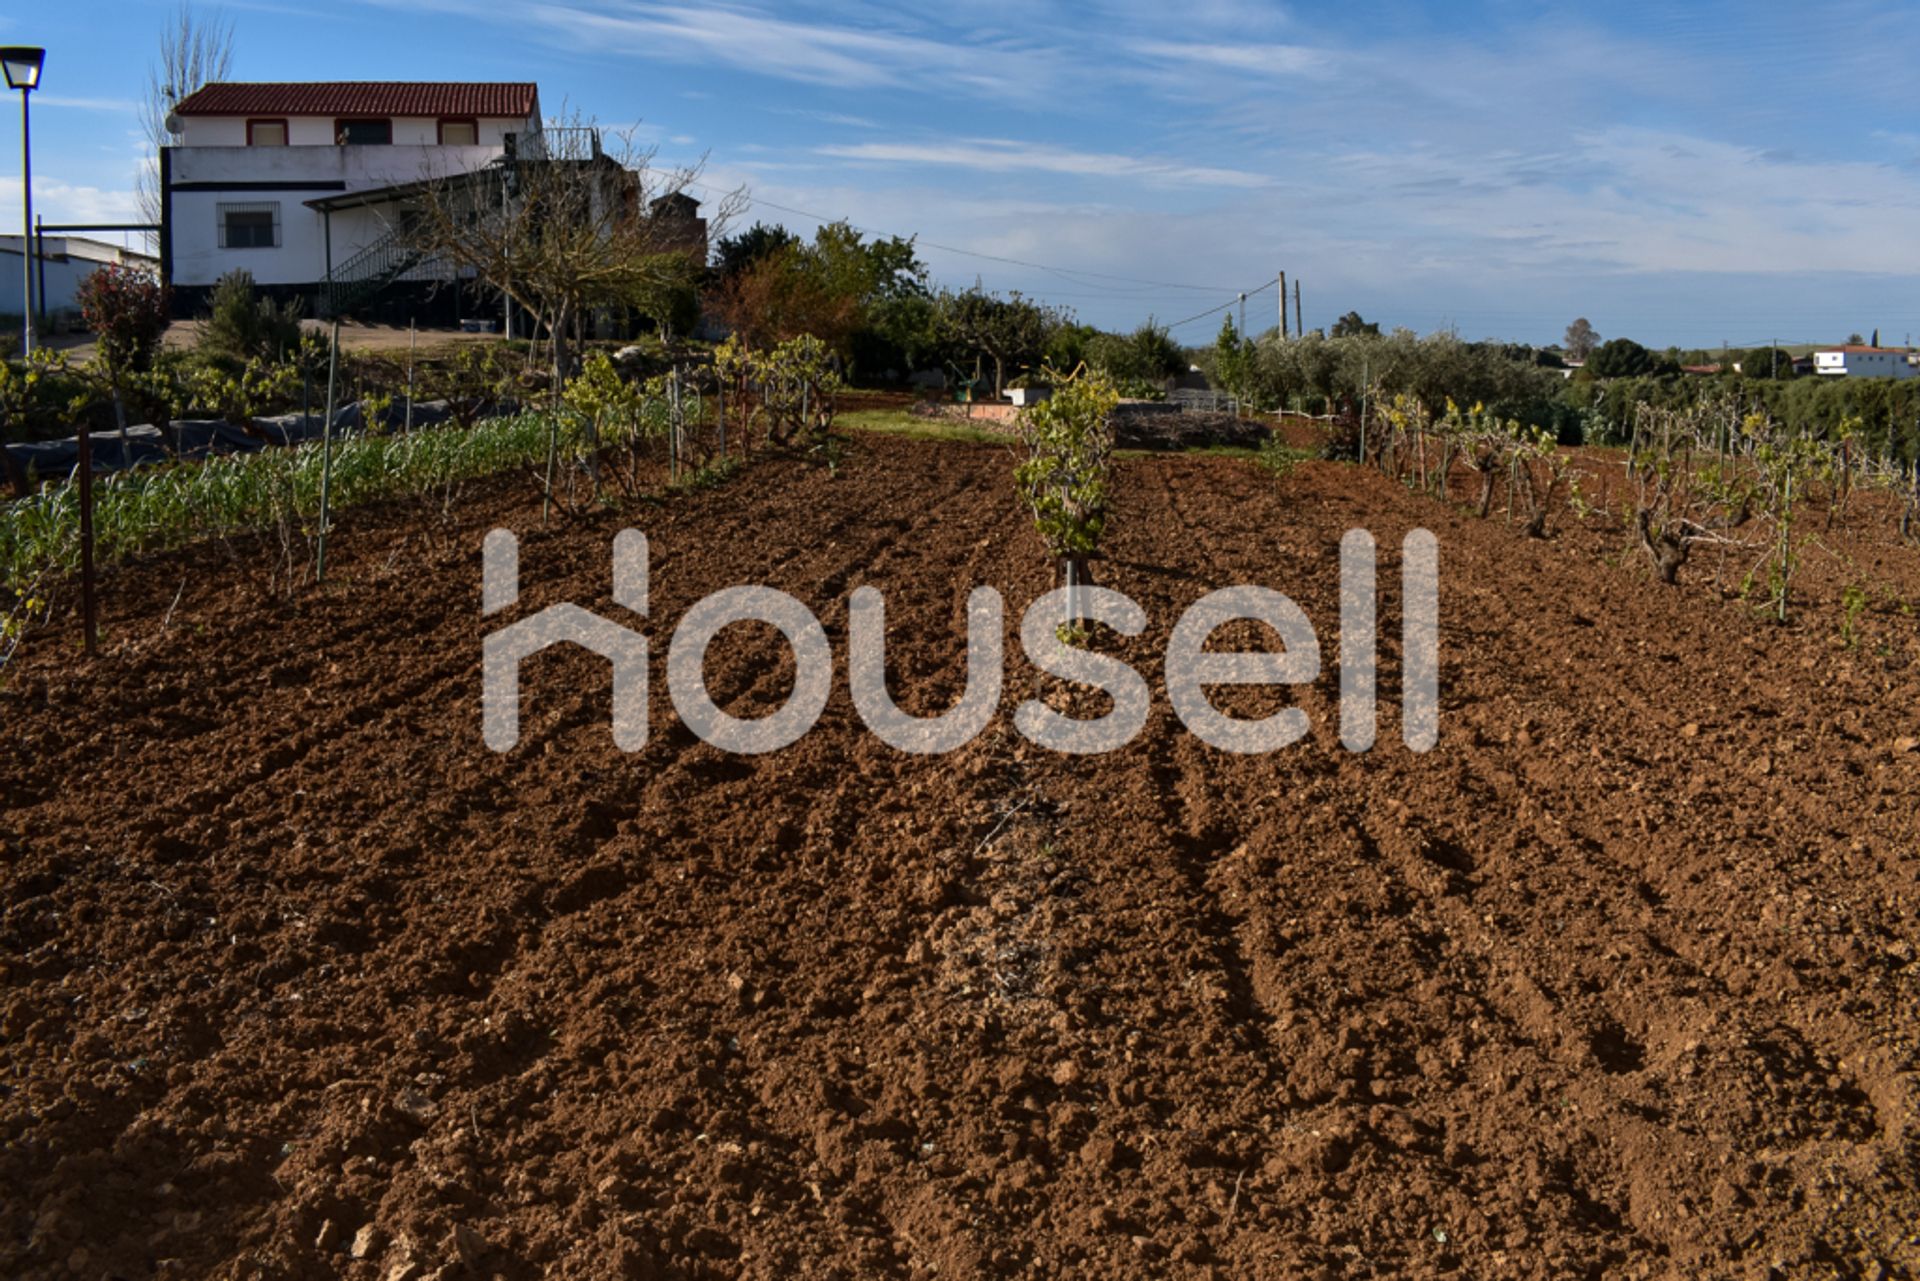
[1014,368,1121,559]
[1585,372,1920,459]
[201,269,305,365]
[1586,337,1656,379]
[1216,329,1571,431]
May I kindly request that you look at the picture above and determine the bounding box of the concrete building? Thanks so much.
[0,235,159,323]
[1812,345,1920,380]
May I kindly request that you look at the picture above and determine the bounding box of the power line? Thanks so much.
[1164,277,1280,333]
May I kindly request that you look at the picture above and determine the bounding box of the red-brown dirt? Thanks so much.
[2,433,1918,1279]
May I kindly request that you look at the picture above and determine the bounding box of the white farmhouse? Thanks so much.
[160,81,543,323]
[1811,345,1920,380]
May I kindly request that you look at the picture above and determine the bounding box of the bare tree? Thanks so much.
[1564,317,1598,363]
[399,118,741,396]
[140,3,235,240]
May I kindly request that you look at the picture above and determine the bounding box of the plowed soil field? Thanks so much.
[3,434,1918,1280]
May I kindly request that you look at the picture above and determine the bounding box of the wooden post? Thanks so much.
[76,419,97,655]
[404,319,417,434]
[1359,358,1369,466]
[1778,468,1792,623]
[315,319,340,583]
[542,413,558,527]
[669,365,682,482]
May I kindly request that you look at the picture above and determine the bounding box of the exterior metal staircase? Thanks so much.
[320,228,444,318]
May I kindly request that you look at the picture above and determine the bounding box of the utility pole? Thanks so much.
[1238,291,1246,342]
[1771,338,1777,380]
[1294,279,1303,338]
[1279,270,1288,339]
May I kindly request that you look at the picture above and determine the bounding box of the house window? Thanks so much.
[438,118,478,146]
[218,202,280,249]
[247,118,288,146]
[335,118,393,145]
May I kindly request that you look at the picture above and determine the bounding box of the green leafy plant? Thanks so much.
[186,356,301,427]
[1211,314,1255,409]
[427,343,517,431]
[1509,422,1578,538]
[1014,367,1120,620]
[561,350,669,504]
[760,333,842,448]
[1744,410,1831,624]
[1256,434,1310,478]
[1839,581,1869,649]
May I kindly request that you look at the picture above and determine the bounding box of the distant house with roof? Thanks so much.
[1812,345,1919,380]
[158,80,704,331]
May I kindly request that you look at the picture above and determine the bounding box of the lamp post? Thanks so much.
[1,47,82,651]
[2,47,44,357]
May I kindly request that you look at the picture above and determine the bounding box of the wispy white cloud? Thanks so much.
[521,1,1040,93]
[775,108,884,130]
[818,137,1272,189]
[35,96,140,113]
[1128,41,1335,78]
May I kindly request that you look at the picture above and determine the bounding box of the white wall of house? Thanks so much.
[0,237,160,317]
[178,113,533,147]
[167,143,503,287]
[1813,349,1919,379]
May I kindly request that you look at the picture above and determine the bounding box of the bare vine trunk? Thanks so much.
[1635,509,1688,585]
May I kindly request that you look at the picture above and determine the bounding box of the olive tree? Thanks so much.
[940,287,1059,397]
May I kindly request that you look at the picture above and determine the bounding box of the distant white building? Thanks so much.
[0,235,159,321]
[1812,345,1919,380]
[160,81,544,322]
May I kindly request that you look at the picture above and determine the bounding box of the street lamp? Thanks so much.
[2,47,44,357]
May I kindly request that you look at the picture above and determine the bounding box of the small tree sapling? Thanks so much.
[1014,367,1120,626]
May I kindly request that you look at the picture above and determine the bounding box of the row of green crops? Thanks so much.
[0,409,654,598]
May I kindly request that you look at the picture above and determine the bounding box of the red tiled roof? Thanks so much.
[173,82,539,119]
[1824,345,1913,354]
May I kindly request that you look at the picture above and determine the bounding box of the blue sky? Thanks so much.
[7,0,1920,347]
